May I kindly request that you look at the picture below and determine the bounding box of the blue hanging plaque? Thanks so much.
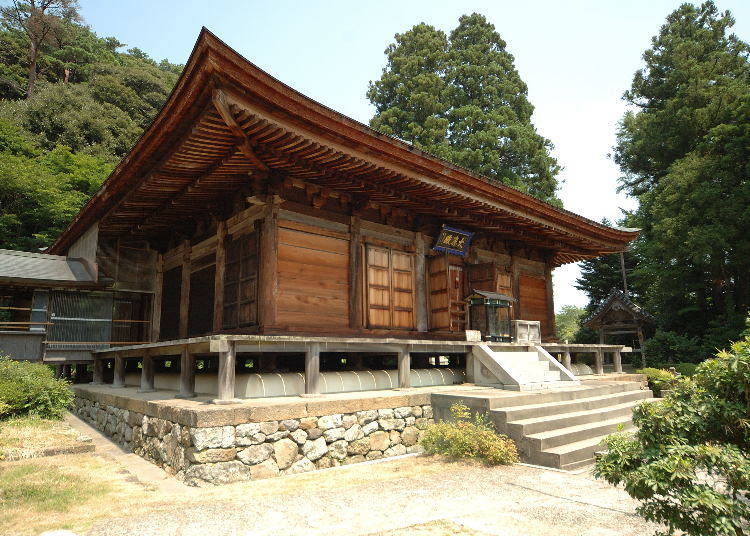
[433,224,474,257]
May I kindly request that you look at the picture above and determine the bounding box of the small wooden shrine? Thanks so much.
[582,289,654,366]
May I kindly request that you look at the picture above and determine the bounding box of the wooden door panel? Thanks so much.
[276,224,349,328]
[519,274,549,336]
[365,245,414,330]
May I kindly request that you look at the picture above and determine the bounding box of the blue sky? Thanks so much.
[79,0,750,310]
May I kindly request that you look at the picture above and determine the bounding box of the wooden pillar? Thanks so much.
[545,264,556,341]
[215,341,237,403]
[91,357,104,385]
[258,204,279,331]
[349,216,363,329]
[213,220,227,332]
[637,325,646,368]
[563,350,572,372]
[112,354,125,388]
[62,364,71,379]
[150,253,164,342]
[304,343,321,396]
[179,241,191,339]
[139,352,155,392]
[613,349,623,373]
[595,348,604,375]
[176,346,196,398]
[510,252,520,322]
[414,232,428,332]
[55,364,63,378]
[397,347,411,389]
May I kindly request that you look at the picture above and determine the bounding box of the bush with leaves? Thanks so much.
[635,367,677,396]
[421,403,518,465]
[595,335,750,536]
[0,356,73,420]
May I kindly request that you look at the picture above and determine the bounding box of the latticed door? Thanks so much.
[222,231,258,329]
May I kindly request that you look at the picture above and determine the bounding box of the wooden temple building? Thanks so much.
[7,29,638,400]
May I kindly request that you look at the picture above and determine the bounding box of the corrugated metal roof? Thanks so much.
[0,249,96,286]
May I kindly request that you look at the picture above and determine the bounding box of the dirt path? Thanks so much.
[42,415,661,536]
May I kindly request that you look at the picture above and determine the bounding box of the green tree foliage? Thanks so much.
[368,13,560,204]
[555,305,586,342]
[595,335,750,535]
[367,23,450,155]
[0,0,82,97]
[0,9,181,251]
[0,118,112,250]
[580,2,750,358]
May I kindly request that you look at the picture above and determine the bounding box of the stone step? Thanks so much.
[534,434,619,469]
[525,414,634,451]
[494,389,652,424]
[505,399,643,437]
[483,381,643,409]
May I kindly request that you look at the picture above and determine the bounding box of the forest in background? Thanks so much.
[0,0,181,251]
[572,1,750,364]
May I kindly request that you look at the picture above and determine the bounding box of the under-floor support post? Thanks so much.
[563,350,572,372]
[215,341,238,403]
[176,346,196,399]
[139,352,156,392]
[304,343,321,396]
[397,347,411,389]
[112,354,125,388]
[91,358,104,385]
[595,348,604,375]
[613,350,623,373]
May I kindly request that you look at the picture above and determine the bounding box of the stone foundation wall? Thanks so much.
[72,392,432,486]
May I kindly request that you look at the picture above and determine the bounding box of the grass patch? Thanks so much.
[0,415,85,457]
[0,462,105,512]
[0,415,61,448]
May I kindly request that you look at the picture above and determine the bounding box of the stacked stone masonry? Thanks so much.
[73,395,432,486]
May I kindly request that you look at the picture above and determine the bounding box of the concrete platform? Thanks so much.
[72,382,487,427]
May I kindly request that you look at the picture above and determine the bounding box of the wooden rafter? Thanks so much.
[213,90,269,172]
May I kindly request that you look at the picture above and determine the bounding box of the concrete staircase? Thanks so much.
[432,380,653,470]
[469,343,579,391]
[492,382,652,470]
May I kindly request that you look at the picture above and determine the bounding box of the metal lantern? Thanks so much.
[466,290,514,342]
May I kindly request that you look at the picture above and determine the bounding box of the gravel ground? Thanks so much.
[78,457,660,536]
[58,412,662,536]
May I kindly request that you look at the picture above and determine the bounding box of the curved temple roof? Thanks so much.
[49,29,638,265]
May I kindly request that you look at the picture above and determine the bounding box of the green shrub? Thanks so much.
[643,330,702,367]
[0,356,73,419]
[635,367,677,396]
[421,403,519,465]
[595,336,750,535]
[673,362,698,377]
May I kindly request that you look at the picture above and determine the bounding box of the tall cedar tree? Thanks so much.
[0,0,81,96]
[613,1,750,341]
[367,23,451,158]
[368,14,560,204]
